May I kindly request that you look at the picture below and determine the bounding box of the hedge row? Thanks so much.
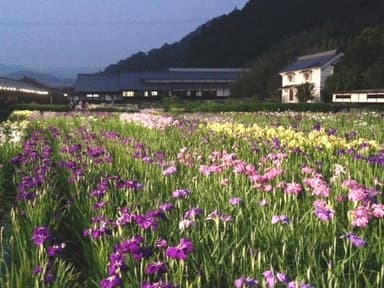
[161,99,384,113]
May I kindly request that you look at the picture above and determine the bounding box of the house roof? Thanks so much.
[280,50,343,73]
[74,69,246,92]
[74,74,120,92]
[0,77,49,94]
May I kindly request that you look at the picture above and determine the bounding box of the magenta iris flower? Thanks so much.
[172,189,191,199]
[166,238,194,260]
[351,205,372,228]
[372,204,384,218]
[284,183,302,196]
[259,199,269,206]
[276,272,290,285]
[163,165,177,176]
[229,197,242,206]
[271,215,290,225]
[263,270,276,288]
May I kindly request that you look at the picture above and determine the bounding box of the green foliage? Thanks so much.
[0,108,11,122]
[162,99,384,113]
[326,26,384,93]
[296,83,315,103]
[2,112,384,287]
[86,104,139,113]
[9,103,71,112]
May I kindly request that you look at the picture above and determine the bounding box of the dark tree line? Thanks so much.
[326,26,384,96]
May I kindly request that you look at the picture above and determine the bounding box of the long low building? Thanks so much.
[73,68,247,102]
[0,77,50,104]
[333,90,384,103]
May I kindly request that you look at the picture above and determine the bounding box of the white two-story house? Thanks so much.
[279,50,343,103]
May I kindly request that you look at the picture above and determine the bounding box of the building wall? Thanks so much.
[280,66,337,103]
[281,68,322,103]
[333,91,384,103]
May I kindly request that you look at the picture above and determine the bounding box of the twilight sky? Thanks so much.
[0,0,248,71]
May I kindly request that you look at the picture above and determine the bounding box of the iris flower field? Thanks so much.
[0,109,384,288]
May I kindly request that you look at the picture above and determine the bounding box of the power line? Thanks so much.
[0,19,209,27]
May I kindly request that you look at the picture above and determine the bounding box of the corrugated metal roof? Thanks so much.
[74,69,245,92]
[280,50,343,73]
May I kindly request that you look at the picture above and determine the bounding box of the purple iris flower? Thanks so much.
[93,201,108,210]
[47,243,65,257]
[141,281,175,288]
[115,207,134,227]
[234,276,259,287]
[159,202,175,212]
[100,275,123,288]
[145,261,168,275]
[135,214,158,230]
[44,271,56,284]
[313,200,335,221]
[108,250,128,276]
[184,207,203,219]
[132,246,153,261]
[340,232,367,248]
[119,235,143,254]
[116,180,143,190]
[166,238,194,260]
[33,266,43,275]
[155,238,168,249]
[32,226,50,246]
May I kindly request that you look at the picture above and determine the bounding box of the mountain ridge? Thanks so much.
[4,70,74,88]
[103,0,384,75]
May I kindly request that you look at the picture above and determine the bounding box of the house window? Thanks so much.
[122,91,135,97]
[289,89,294,101]
[303,71,312,81]
[105,95,112,101]
[86,94,99,98]
[367,94,384,99]
[144,91,149,97]
[151,91,158,96]
[335,94,351,99]
[287,74,295,82]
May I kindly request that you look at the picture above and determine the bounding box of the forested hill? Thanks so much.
[103,0,384,75]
